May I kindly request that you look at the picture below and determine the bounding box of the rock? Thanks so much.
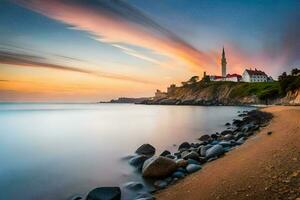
[178,142,191,150]
[142,156,177,178]
[164,177,173,184]
[176,159,188,168]
[154,180,168,189]
[199,134,211,142]
[172,171,185,179]
[219,141,232,147]
[210,134,218,140]
[223,134,234,141]
[187,159,200,165]
[135,192,155,200]
[267,131,272,135]
[129,155,149,170]
[70,196,82,200]
[236,137,245,145]
[220,130,233,136]
[186,164,202,173]
[182,151,200,161]
[225,122,231,126]
[135,144,155,156]
[234,132,245,140]
[205,145,225,159]
[123,182,144,191]
[199,144,213,157]
[166,154,175,159]
[210,140,219,145]
[160,150,171,157]
[86,187,121,200]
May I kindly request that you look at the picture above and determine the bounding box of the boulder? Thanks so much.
[86,187,121,200]
[223,134,233,141]
[129,155,149,170]
[176,159,188,168]
[199,134,211,142]
[135,144,155,156]
[178,142,191,150]
[205,145,225,159]
[160,150,171,157]
[225,122,231,126]
[199,144,212,157]
[220,130,233,136]
[182,151,200,161]
[186,164,202,173]
[135,192,155,200]
[172,171,185,179]
[142,156,177,178]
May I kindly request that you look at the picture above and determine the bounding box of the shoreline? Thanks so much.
[155,106,300,200]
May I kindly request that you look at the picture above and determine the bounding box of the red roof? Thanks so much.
[245,69,267,76]
[226,73,242,78]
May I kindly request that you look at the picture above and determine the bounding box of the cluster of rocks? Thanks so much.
[73,109,272,200]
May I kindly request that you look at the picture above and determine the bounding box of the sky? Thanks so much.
[0,0,299,102]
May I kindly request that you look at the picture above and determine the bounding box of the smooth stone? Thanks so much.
[164,177,173,184]
[70,196,82,200]
[123,182,144,191]
[178,142,191,150]
[236,137,245,145]
[142,156,177,178]
[187,159,200,165]
[154,180,168,189]
[166,154,176,159]
[135,192,155,200]
[86,187,121,200]
[223,134,233,141]
[186,164,202,173]
[198,134,211,142]
[172,171,185,179]
[205,145,225,159]
[220,130,233,135]
[219,141,232,147]
[160,150,171,157]
[210,140,219,145]
[176,159,188,168]
[182,151,200,161]
[207,157,218,162]
[129,155,149,170]
[210,134,218,140]
[199,144,213,157]
[135,144,156,156]
[176,167,187,173]
[225,122,231,126]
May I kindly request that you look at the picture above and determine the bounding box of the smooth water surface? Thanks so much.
[0,103,254,199]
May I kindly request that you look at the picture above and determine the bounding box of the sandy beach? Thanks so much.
[156,106,300,200]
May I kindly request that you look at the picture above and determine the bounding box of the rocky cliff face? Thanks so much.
[142,82,299,106]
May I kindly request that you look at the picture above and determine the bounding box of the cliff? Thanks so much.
[141,81,300,106]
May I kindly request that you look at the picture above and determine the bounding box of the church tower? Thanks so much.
[221,47,227,77]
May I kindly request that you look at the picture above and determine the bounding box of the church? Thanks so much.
[208,47,270,82]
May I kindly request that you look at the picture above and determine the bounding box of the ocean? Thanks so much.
[0,103,254,199]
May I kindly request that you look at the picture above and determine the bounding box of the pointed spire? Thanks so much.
[222,46,225,57]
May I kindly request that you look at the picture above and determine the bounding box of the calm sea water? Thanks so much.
[0,103,254,200]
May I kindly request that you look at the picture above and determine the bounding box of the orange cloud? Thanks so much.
[14,0,216,72]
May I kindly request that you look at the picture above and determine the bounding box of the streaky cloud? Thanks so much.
[14,0,215,71]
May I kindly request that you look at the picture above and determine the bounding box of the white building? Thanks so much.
[242,69,268,82]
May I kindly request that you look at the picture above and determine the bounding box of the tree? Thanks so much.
[291,68,300,76]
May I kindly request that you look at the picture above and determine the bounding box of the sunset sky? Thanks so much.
[0,0,299,102]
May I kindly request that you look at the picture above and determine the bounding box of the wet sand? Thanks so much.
[156,106,300,200]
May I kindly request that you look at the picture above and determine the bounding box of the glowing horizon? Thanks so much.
[0,0,299,102]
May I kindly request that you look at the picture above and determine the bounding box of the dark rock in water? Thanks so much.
[199,134,211,142]
[225,122,231,126]
[86,187,121,200]
[210,134,218,140]
[205,145,225,159]
[154,180,168,189]
[220,130,233,136]
[142,156,177,178]
[186,164,202,173]
[267,131,272,135]
[129,155,149,170]
[123,182,144,191]
[233,119,243,127]
[70,196,82,200]
[135,192,155,200]
[234,132,245,140]
[160,150,171,157]
[178,142,191,150]
[176,159,188,168]
[135,144,155,156]
[172,171,185,179]
[182,151,199,161]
